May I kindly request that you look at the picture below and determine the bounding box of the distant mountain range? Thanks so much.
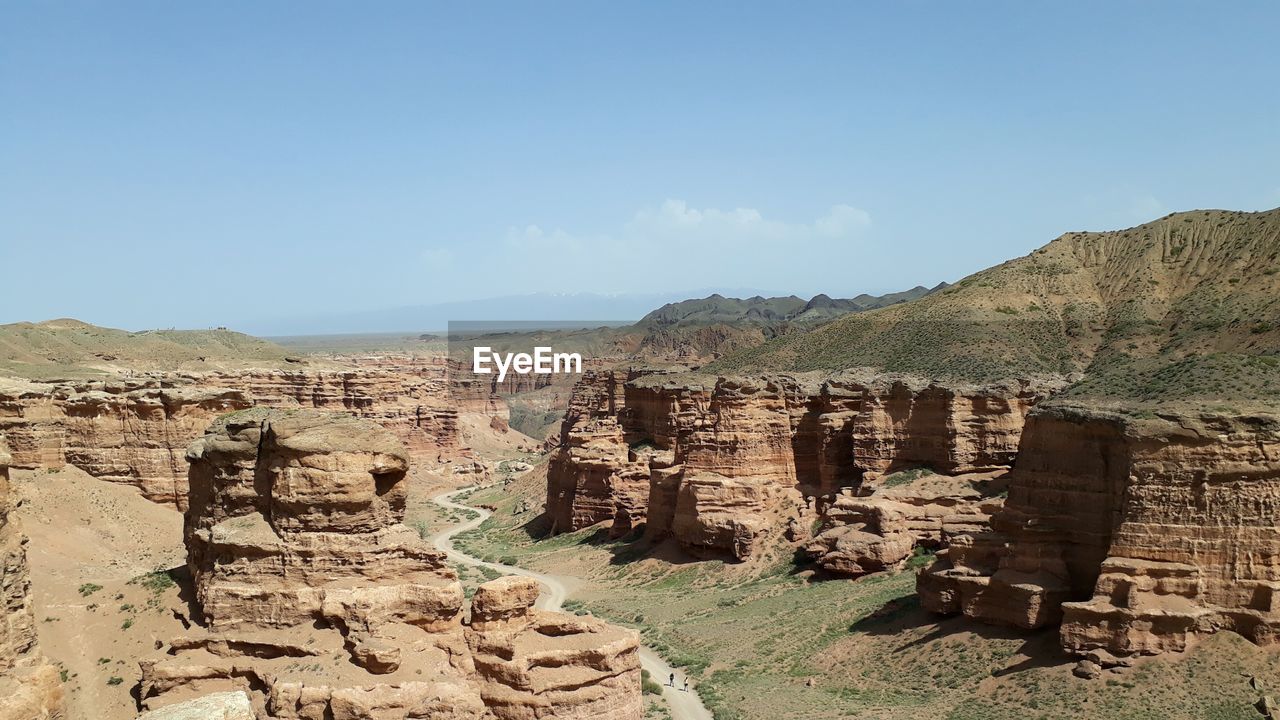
[637,285,946,328]
[236,286,943,337]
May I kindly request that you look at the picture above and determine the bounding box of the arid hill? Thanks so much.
[712,208,1280,410]
[0,319,289,378]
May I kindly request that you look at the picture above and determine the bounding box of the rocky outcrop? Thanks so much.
[919,404,1280,661]
[142,409,640,719]
[465,577,642,720]
[213,358,467,462]
[135,691,253,720]
[0,355,483,508]
[805,470,1007,576]
[547,369,1059,559]
[182,408,462,633]
[0,444,65,720]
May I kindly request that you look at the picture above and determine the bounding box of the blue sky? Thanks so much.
[2,1,1278,332]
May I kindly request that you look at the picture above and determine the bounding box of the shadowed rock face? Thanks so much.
[547,368,1059,559]
[0,445,65,720]
[919,405,1280,660]
[141,409,640,720]
[805,470,1008,577]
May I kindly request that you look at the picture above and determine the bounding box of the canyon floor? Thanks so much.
[447,464,1280,720]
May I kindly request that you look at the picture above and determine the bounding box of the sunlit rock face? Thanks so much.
[0,445,65,720]
[465,577,643,720]
[920,404,1280,659]
[547,368,1058,559]
[0,357,472,510]
[183,408,462,633]
[140,408,642,720]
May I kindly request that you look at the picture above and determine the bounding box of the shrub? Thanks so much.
[641,669,664,695]
[130,568,176,594]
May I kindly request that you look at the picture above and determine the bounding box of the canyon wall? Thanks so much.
[919,404,1280,661]
[547,368,1059,559]
[0,445,65,720]
[0,356,489,509]
[142,409,641,719]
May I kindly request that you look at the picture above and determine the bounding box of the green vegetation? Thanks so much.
[881,468,934,488]
[641,669,665,695]
[411,519,431,540]
[77,583,103,597]
[450,469,1272,720]
[130,568,177,594]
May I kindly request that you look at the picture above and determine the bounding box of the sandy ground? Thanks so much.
[13,465,190,720]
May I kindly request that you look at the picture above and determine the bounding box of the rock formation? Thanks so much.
[465,577,642,719]
[135,691,253,720]
[919,404,1280,661]
[0,443,65,720]
[805,470,1007,576]
[141,409,641,719]
[182,408,462,634]
[547,368,1059,559]
[0,355,487,509]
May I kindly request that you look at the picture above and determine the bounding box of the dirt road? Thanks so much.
[432,487,714,720]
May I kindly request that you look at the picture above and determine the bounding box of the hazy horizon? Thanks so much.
[4,1,1279,332]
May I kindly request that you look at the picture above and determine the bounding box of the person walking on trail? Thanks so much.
[669,672,675,687]
[683,678,689,692]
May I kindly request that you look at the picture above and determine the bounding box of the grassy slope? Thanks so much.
[0,319,287,377]
[710,209,1280,411]
[456,470,1274,720]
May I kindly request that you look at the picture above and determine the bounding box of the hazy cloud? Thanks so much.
[450,200,873,298]
[1127,194,1168,222]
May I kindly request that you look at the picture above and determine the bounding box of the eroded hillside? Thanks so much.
[713,208,1280,409]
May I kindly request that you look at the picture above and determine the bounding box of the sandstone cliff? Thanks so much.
[142,409,640,719]
[547,368,1059,560]
[0,355,482,509]
[919,404,1280,662]
[805,470,1007,577]
[0,444,65,720]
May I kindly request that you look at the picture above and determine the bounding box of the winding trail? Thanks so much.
[432,487,713,720]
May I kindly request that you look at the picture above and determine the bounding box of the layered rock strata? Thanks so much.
[0,444,65,720]
[919,405,1280,660]
[465,577,642,719]
[141,409,640,719]
[547,369,1058,559]
[805,470,1007,576]
[0,356,482,508]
